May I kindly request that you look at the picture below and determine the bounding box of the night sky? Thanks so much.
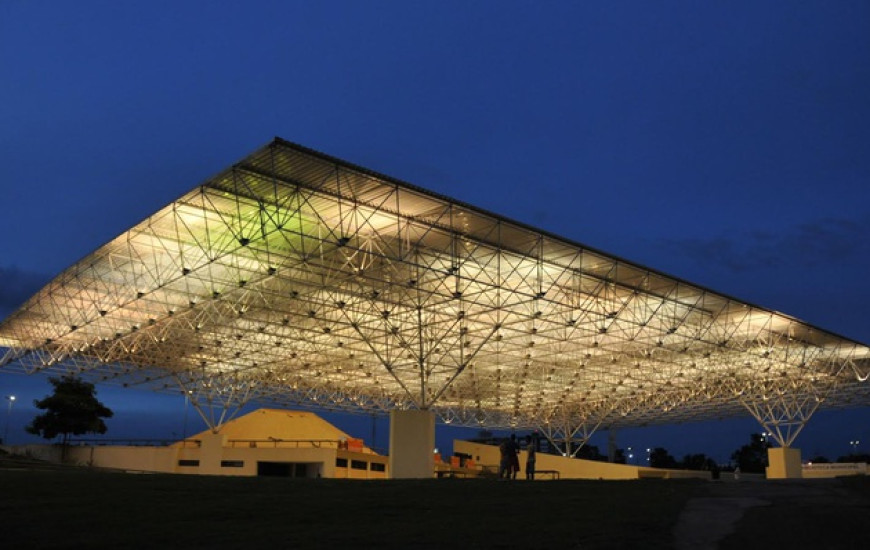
[2,1,869,463]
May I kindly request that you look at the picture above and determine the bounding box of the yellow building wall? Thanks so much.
[211,446,337,477]
[333,450,389,480]
[66,442,340,476]
[56,409,390,478]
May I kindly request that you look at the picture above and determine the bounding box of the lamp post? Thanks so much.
[4,395,15,444]
[850,440,860,454]
[182,390,192,441]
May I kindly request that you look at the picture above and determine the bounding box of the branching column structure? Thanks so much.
[540,402,615,457]
[174,375,257,433]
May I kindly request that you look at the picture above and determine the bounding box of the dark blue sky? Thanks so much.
[2,1,869,462]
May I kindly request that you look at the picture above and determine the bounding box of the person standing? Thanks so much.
[507,434,520,480]
[498,438,511,479]
[525,434,537,480]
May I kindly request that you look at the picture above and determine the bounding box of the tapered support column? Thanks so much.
[199,432,227,475]
[767,447,802,479]
[389,409,435,479]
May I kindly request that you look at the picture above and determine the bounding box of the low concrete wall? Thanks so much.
[454,440,711,480]
[67,445,180,472]
[637,466,712,480]
[802,462,868,479]
[6,444,65,463]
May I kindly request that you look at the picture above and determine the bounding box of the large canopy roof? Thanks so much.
[2,138,869,435]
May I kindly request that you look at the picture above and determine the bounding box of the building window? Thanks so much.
[178,459,199,467]
[336,458,348,468]
[370,462,386,472]
[350,460,367,470]
[221,460,244,468]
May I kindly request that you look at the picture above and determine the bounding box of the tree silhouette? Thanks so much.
[836,453,870,463]
[730,433,771,473]
[574,444,608,462]
[26,376,113,448]
[681,453,717,471]
[612,448,627,464]
[649,447,678,468]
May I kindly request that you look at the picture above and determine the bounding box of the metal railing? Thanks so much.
[69,438,195,447]
[226,438,343,449]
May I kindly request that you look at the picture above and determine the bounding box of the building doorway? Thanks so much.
[257,461,320,477]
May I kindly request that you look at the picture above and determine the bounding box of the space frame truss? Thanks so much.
[2,138,870,435]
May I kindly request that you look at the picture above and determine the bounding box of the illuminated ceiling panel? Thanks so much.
[2,138,869,431]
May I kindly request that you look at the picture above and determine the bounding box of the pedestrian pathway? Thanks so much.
[673,496,769,549]
[672,477,870,549]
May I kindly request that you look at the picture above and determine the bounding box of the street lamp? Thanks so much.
[4,395,15,444]
[850,440,860,454]
[182,390,193,441]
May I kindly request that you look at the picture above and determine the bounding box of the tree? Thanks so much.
[681,453,717,471]
[730,433,771,473]
[649,447,678,468]
[836,453,870,463]
[612,448,627,464]
[575,444,607,462]
[26,376,113,448]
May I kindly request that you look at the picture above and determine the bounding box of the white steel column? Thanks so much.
[389,409,435,479]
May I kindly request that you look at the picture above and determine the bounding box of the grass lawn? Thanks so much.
[5,456,870,549]
[0,469,698,549]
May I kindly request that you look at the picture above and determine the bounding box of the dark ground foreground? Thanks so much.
[1,453,868,549]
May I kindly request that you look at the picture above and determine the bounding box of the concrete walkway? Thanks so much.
[673,495,769,549]
[673,478,870,549]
